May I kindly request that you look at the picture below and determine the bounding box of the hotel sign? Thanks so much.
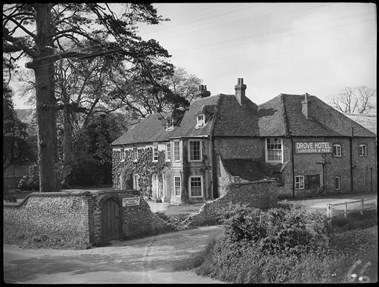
[122,196,140,207]
[295,142,332,154]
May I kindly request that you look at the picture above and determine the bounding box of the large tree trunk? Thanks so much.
[33,4,59,192]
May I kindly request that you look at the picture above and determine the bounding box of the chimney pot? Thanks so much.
[197,84,210,98]
[302,93,310,119]
[235,78,247,105]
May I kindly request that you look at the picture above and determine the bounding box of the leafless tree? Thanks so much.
[332,86,376,114]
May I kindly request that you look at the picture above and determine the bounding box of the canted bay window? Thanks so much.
[265,138,283,163]
[165,142,171,161]
[189,140,202,162]
[189,176,203,198]
[174,176,181,197]
[173,140,181,162]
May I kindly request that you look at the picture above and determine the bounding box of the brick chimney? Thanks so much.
[197,85,211,98]
[235,78,247,105]
[302,93,311,119]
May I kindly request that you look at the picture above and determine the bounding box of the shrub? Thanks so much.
[18,175,39,191]
[198,204,343,283]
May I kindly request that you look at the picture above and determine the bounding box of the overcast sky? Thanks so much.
[136,2,377,107]
[13,2,376,109]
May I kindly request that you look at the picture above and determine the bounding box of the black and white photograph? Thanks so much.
[3,2,377,284]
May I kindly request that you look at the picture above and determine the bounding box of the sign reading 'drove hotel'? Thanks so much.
[295,141,332,154]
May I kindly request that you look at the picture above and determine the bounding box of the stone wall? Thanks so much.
[3,191,91,248]
[3,190,175,249]
[185,180,279,227]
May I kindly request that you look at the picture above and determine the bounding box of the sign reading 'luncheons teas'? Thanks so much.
[295,142,332,154]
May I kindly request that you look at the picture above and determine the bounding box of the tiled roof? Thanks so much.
[258,94,376,138]
[112,91,376,146]
[222,158,276,181]
[212,94,260,136]
[345,113,377,135]
[112,95,222,145]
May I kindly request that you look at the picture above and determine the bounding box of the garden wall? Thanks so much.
[185,180,280,227]
[3,189,174,249]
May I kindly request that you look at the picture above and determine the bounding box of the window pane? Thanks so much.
[166,143,171,160]
[174,177,181,196]
[190,141,201,161]
[190,177,202,197]
[266,138,282,162]
[174,142,180,161]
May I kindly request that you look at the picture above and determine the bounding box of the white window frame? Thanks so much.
[196,114,205,128]
[358,144,367,156]
[265,138,283,163]
[173,140,181,162]
[173,176,181,197]
[133,174,140,190]
[189,175,203,198]
[166,118,174,131]
[295,175,304,189]
[334,176,341,190]
[120,148,125,162]
[152,144,159,162]
[134,148,138,162]
[333,144,342,157]
[165,142,171,162]
[188,140,202,162]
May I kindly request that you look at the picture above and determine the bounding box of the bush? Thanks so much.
[218,203,331,257]
[197,204,346,283]
[18,175,39,191]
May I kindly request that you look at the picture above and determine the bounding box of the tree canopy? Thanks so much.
[3,3,176,191]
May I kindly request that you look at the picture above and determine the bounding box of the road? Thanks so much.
[3,226,224,284]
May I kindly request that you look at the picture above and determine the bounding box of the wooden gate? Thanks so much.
[102,198,121,241]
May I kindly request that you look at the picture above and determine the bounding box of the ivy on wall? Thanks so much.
[112,147,170,198]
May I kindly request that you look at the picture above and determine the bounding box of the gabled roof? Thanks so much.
[112,91,376,146]
[112,93,260,146]
[258,94,376,138]
[112,95,221,146]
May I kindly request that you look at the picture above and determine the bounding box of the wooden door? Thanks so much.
[102,198,121,241]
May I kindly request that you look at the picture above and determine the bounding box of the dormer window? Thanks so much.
[166,118,174,130]
[196,114,205,128]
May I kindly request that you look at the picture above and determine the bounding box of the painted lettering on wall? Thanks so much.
[295,142,332,154]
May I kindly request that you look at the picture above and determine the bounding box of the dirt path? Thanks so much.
[3,226,224,284]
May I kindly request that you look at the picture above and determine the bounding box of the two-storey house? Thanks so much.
[112,78,377,203]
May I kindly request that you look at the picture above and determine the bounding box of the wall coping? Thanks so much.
[3,189,140,208]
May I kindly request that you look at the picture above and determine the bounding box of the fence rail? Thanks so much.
[326,198,377,218]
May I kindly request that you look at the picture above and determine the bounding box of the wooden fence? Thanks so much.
[326,198,377,218]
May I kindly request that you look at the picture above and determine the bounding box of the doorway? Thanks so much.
[102,198,121,241]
